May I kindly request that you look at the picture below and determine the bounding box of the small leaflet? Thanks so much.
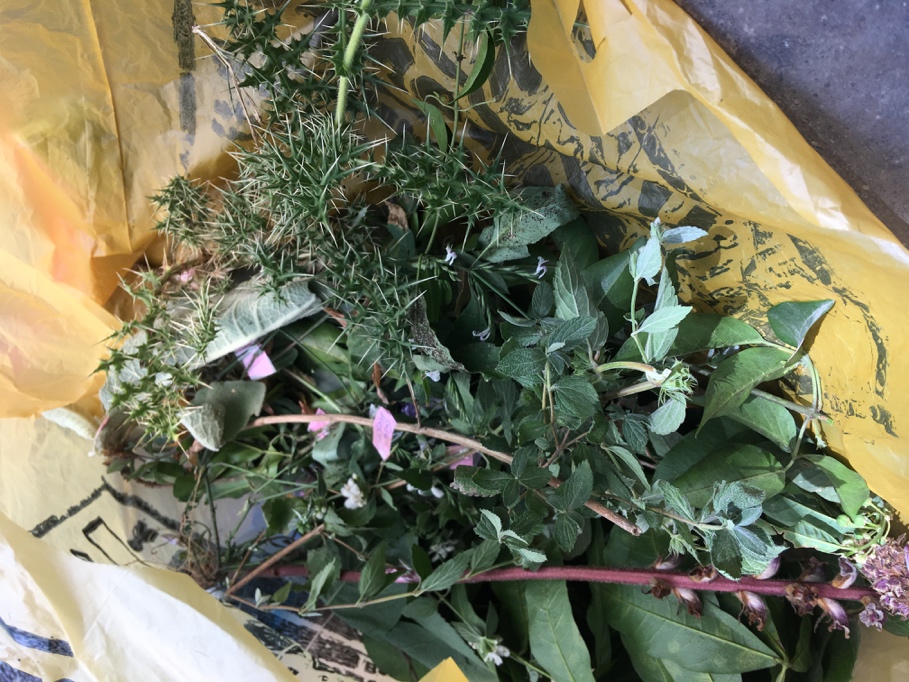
[236,343,277,380]
[372,406,397,461]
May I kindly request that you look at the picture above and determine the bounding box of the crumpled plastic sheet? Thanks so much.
[1,0,908,679]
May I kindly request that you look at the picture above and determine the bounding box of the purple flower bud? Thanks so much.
[735,591,768,631]
[817,597,851,638]
[689,565,719,583]
[832,557,858,589]
[652,553,682,571]
[859,600,885,630]
[534,257,548,279]
[646,578,671,600]
[472,326,491,342]
[672,587,702,617]
[755,556,781,580]
[799,557,826,583]
[786,583,819,617]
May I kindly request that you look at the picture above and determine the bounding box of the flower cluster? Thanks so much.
[861,535,909,620]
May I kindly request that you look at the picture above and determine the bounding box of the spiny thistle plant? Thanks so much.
[94,2,909,680]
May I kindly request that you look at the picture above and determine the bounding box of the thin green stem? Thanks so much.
[335,0,374,126]
[596,361,657,374]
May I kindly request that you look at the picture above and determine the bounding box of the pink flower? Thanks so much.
[236,343,277,380]
[307,408,331,440]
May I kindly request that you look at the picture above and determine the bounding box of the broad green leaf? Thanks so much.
[454,29,496,99]
[359,544,389,601]
[650,394,688,436]
[602,584,779,673]
[554,252,595,320]
[452,466,514,496]
[552,461,593,512]
[262,497,293,535]
[606,445,649,489]
[362,635,412,680]
[624,634,743,682]
[661,225,709,245]
[382,620,498,682]
[555,511,583,552]
[202,280,321,364]
[191,380,266,445]
[630,236,662,283]
[654,417,761,481]
[312,423,346,466]
[526,580,596,682]
[780,518,845,554]
[532,281,555,317]
[479,185,580,262]
[547,316,598,349]
[552,375,598,422]
[724,394,797,452]
[583,251,633,332]
[762,493,848,536]
[767,300,834,348]
[654,480,695,522]
[700,348,793,427]
[179,403,225,451]
[419,553,471,593]
[496,348,546,387]
[666,443,785,508]
[668,314,764,356]
[791,455,869,519]
[469,540,501,573]
[552,217,599,270]
[636,306,693,335]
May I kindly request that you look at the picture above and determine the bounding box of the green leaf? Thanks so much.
[552,217,599,270]
[476,509,503,541]
[654,480,695,522]
[668,314,764,356]
[469,540,501,573]
[312,423,346,467]
[552,461,593,512]
[606,445,649,490]
[667,443,785,508]
[555,512,583,552]
[624,634,743,682]
[413,99,450,148]
[262,497,293,535]
[602,584,779,673]
[532,281,555,318]
[583,251,633,332]
[791,455,870,519]
[779,519,844,554]
[547,316,598,349]
[419,553,471,593]
[724,395,797,452]
[202,280,321,364]
[630,236,662,283]
[552,375,598,422]
[408,297,466,373]
[179,403,225,451]
[525,580,596,682]
[455,29,496,99]
[191,380,266,444]
[554,252,595,320]
[453,466,514,496]
[655,418,761,482]
[362,634,412,680]
[359,543,389,601]
[767,300,835,348]
[650,394,688,436]
[700,348,793,427]
[496,348,546,387]
[636,306,693,335]
[661,225,709,245]
[479,185,580,263]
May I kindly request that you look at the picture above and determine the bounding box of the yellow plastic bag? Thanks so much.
[2,0,909,678]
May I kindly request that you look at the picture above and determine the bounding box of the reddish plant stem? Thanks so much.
[247,413,641,536]
[266,564,875,602]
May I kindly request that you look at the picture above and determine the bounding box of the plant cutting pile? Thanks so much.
[95,2,909,680]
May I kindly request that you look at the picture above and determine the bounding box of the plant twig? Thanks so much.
[268,564,876,602]
[227,524,324,596]
[247,413,642,535]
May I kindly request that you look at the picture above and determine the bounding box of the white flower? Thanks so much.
[424,370,441,382]
[444,245,458,266]
[534,256,548,279]
[430,485,444,499]
[340,477,366,510]
[472,326,491,342]
[484,645,510,666]
[429,541,456,562]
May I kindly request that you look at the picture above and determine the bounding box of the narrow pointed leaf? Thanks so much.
[767,300,835,348]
